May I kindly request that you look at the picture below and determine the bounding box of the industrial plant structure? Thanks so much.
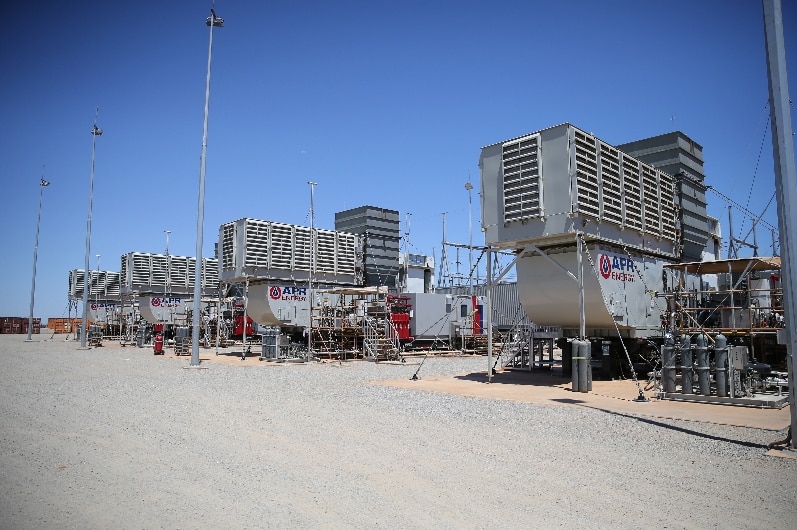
[32,119,786,409]
[479,123,788,406]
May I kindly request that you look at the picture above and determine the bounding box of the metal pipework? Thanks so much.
[661,334,677,393]
[695,333,710,395]
[714,333,729,398]
[680,335,693,394]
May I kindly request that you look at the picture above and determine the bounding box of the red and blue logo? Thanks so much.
[598,253,636,283]
[599,254,612,279]
[269,286,308,301]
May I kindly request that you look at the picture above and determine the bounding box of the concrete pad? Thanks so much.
[373,368,792,431]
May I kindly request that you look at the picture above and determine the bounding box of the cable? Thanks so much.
[581,236,647,402]
[739,116,771,236]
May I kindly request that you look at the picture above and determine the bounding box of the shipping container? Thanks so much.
[46,317,85,334]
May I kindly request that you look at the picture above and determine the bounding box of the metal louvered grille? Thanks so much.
[269,223,294,270]
[293,226,312,271]
[120,256,128,286]
[121,252,217,289]
[218,218,359,281]
[337,233,357,273]
[169,256,188,287]
[68,270,121,299]
[622,156,643,231]
[599,142,623,225]
[243,219,271,268]
[133,254,151,285]
[574,130,600,219]
[202,258,219,287]
[642,166,662,236]
[150,255,168,286]
[221,222,235,270]
[502,135,541,223]
[659,173,677,238]
[315,230,336,273]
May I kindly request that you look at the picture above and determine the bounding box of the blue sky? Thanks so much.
[1,0,795,321]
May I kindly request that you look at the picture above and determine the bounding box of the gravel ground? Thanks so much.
[0,335,795,529]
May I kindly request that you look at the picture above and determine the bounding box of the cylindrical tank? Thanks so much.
[571,340,581,392]
[585,341,593,391]
[661,334,676,393]
[153,333,164,355]
[714,333,729,398]
[680,335,693,394]
[577,340,591,393]
[695,333,710,395]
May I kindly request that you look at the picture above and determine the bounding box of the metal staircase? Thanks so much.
[363,316,402,361]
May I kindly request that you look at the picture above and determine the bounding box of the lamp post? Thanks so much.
[96,253,101,306]
[26,176,50,342]
[191,7,223,366]
[465,181,473,294]
[307,181,317,360]
[80,113,103,349]
[164,229,171,296]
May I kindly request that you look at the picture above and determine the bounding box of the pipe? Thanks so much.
[662,334,677,393]
[695,333,710,395]
[680,335,693,394]
[715,333,729,398]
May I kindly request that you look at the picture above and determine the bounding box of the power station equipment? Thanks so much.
[218,218,360,285]
[479,123,677,338]
[120,252,218,296]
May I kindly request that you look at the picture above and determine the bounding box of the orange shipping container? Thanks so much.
[46,317,86,334]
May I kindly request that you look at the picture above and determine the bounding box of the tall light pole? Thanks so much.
[191,7,223,366]
[26,175,50,342]
[96,253,101,303]
[465,181,474,294]
[164,229,171,296]
[307,181,317,360]
[80,112,103,349]
[763,0,797,448]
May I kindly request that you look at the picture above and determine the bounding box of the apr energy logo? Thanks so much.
[269,286,308,301]
[150,297,182,307]
[599,253,636,282]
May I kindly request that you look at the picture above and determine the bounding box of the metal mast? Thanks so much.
[465,181,474,294]
[26,174,50,342]
[763,0,797,448]
[80,110,102,348]
[307,181,317,360]
[191,6,223,366]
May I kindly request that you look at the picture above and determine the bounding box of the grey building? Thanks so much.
[617,132,710,262]
[335,206,401,287]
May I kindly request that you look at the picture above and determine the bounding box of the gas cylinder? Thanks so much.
[153,333,164,355]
